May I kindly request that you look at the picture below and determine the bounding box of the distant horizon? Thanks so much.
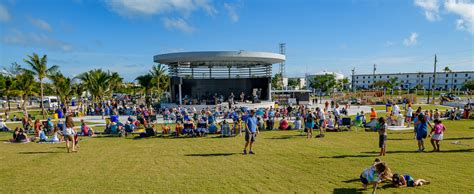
[1,0,472,81]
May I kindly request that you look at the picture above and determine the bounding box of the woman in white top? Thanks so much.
[64,116,77,153]
[406,104,413,127]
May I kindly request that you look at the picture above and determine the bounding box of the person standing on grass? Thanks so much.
[243,109,259,155]
[304,109,315,138]
[414,114,432,152]
[405,104,413,127]
[378,117,387,156]
[63,115,77,153]
[429,119,446,152]
[316,107,325,136]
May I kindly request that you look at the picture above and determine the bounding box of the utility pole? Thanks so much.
[431,55,437,104]
[373,64,376,89]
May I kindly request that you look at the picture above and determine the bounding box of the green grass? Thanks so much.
[0,120,473,193]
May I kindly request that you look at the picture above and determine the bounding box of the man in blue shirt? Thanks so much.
[244,109,259,155]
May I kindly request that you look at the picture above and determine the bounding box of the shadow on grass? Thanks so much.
[388,138,413,141]
[265,135,298,140]
[444,137,474,140]
[333,188,363,194]
[92,135,122,138]
[185,153,237,157]
[320,154,375,159]
[18,151,62,154]
[362,149,473,154]
[342,178,360,183]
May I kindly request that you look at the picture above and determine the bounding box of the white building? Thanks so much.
[352,71,473,90]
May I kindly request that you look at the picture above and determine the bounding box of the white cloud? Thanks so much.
[385,41,395,47]
[162,17,194,33]
[224,2,239,22]
[104,0,217,17]
[2,29,73,52]
[414,0,441,21]
[403,32,419,46]
[444,0,474,34]
[28,17,53,32]
[0,4,11,22]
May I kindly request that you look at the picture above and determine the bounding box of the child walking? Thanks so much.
[430,119,446,152]
[378,117,387,156]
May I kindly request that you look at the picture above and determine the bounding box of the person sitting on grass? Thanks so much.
[161,123,171,135]
[183,119,195,136]
[9,128,20,142]
[279,116,290,130]
[429,119,446,152]
[49,126,61,143]
[80,120,94,136]
[38,128,48,142]
[220,120,231,137]
[196,117,208,137]
[0,118,11,132]
[175,121,184,137]
[15,128,29,143]
[233,117,243,136]
[293,116,302,130]
[392,173,429,187]
[360,161,390,193]
[370,108,377,121]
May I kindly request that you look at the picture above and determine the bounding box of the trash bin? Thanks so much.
[386,104,392,113]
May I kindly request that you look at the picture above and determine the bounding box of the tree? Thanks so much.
[444,66,453,90]
[372,80,389,89]
[149,64,169,102]
[76,69,122,103]
[12,71,38,111]
[271,73,283,90]
[464,79,474,90]
[310,74,336,94]
[135,74,154,107]
[387,77,402,90]
[1,62,22,111]
[287,78,299,89]
[23,53,59,119]
[49,72,74,110]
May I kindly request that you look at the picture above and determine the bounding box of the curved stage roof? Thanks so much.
[154,51,285,65]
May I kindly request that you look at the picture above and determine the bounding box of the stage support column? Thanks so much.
[268,81,272,101]
[178,83,182,105]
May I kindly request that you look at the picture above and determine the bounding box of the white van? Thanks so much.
[42,96,59,109]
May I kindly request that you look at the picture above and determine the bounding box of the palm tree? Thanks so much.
[135,74,154,107]
[149,64,169,102]
[13,71,38,112]
[49,72,74,110]
[23,53,59,119]
[443,66,454,90]
[76,69,122,103]
[2,62,21,111]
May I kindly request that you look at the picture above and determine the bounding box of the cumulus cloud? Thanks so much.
[0,3,10,22]
[403,32,419,46]
[444,0,474,34]
[2,29,73,52]
[414,0,440,21]
[162,17,194,33]
[104,0,217,17]
[224,2,239,22]
[28,17,53,32]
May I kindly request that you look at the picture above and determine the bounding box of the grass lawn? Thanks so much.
[0,120,473,193]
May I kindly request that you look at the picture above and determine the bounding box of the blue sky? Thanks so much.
[0,0,473,81]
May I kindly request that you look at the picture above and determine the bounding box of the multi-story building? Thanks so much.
[352,71,473,90]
